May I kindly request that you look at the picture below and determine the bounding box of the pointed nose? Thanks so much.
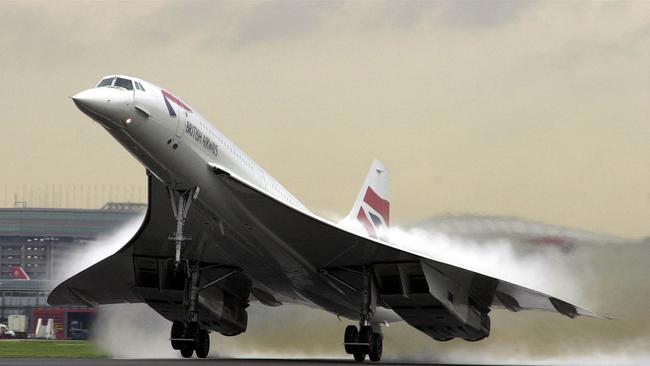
[71,88,107,113]
[71,88,133,128]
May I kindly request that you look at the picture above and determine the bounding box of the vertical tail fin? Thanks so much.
[344,159,390,238]
[10,266,30,280]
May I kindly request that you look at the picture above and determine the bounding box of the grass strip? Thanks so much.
[0,340,107,358]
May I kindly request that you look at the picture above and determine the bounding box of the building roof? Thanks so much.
[0,203,145,239]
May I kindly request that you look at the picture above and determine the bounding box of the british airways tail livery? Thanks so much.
[10,266,30,280]
[49,75,602,361]
[344,159,390,239]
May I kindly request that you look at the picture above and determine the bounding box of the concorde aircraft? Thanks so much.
[49,75,601,361]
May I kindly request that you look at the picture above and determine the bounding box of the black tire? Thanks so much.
[170,321,185,350]
[195,329,210,359]
[358,325,373,352]
[368,333,382,362]
[344,325,358,354]
[180,345,194,358]
[184,322,199,341]
[353,352,366,362]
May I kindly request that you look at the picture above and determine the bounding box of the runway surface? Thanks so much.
[0,360,516,366]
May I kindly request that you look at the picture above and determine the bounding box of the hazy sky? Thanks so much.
[1,1,649,237]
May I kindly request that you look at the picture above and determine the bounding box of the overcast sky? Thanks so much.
[1,1,649,237]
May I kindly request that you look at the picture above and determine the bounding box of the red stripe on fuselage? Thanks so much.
[363,187,390,226]
[162,90,192,113]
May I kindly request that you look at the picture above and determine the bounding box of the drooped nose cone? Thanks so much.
[71,88,133,128]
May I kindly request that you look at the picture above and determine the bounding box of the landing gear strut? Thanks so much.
[166,186,212,359]
[343,267,383,362]
[168,187,200,266]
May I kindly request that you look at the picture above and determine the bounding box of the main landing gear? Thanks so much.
[170,321,210,358]
[344,324,383,362]
[166,186,212,359]
[343,267,383,362]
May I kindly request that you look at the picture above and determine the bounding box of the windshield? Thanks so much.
[114,77,133,90]
[96,77,114,87]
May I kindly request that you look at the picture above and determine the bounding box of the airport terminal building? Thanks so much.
[0,203,144,339]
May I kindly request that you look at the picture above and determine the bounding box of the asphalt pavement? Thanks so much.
[0,359,518,366]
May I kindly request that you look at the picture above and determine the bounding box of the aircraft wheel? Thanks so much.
[358,325,373,352]
[185,322,199,340]
[170,321,184,350]
[195,329,210,359]
[368,333,382,362]
[344,325,358,354]
[353,352,366,362]
[180,345,194,358]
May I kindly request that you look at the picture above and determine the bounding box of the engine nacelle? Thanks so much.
[198,289,248,336]
[135,257,251,336]
[373,261,494,342]
[197,275,251,336]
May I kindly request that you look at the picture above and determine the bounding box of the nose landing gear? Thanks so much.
[166,186,212,359]
[168,187,199,267]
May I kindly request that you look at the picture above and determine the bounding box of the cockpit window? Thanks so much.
[97,77,114,87]
[114,78,134,90]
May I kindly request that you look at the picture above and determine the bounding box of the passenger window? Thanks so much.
[137,82,146,91]
[114,77,133,90]
[97,77,114,87]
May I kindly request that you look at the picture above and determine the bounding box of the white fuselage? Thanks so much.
[72,75,401,323]
[73,75,324,305]
[74,76,305,206]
